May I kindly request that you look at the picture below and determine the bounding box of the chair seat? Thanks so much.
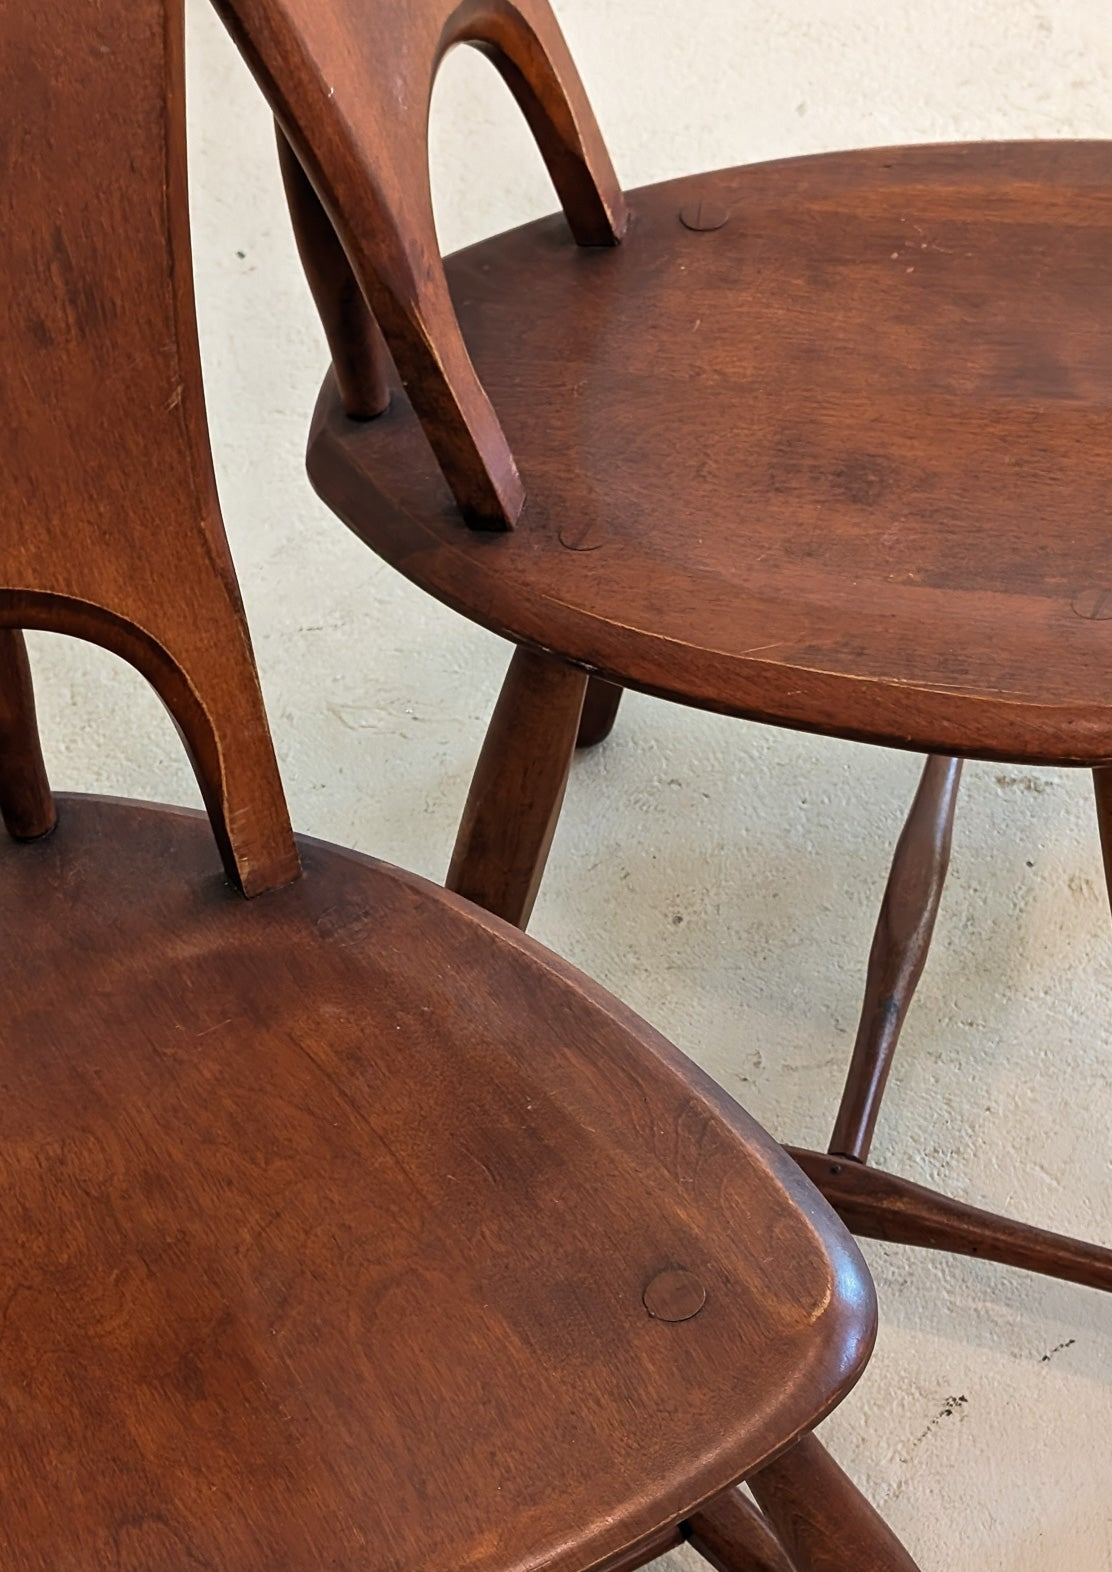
[311,139,1112,765]
[0,796,872,1571]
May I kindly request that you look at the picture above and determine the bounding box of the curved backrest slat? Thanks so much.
[0,0,300,896]
[212,0,628,529]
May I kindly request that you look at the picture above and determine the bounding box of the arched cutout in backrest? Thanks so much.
[0,0,300,896]
[211,0,628,529]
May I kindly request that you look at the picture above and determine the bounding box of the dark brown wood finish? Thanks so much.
[0,794,879,1571]
[790,751,1112,1289]
[686,1488,797,1572]
[788,1150,1112,1291]
[0,5,914,1566]
[299,137,1112,1290]
[226,10,1112,1298]
[790,751,1112,1288]
[447,645,587,926]
[748,1433,920,1572]
[276,125,390,421]
[307,142,1112,765]
[578,675,625,750]
[0,631,56,842]
[830,755,963,1164]
[211,0,628,529]
[0,0,298,897]
[689,1435,924,1572]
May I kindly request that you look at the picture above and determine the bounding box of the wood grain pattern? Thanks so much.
[223,0,1112,1305]
[830,755,962,1162]
[219,0,1112,1311]
[213,0,627,528]
[447,646,587,926]
[308,141,1112,762]
[749,1433,919,1572]
[3,8,908,1563]
[0,794,877,1571]
[0,0,298,895]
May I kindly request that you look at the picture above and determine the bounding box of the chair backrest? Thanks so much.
[0,0,300,896]
[211,0,628,530]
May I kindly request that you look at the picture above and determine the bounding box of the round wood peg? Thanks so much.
[643,1268,707,1321]
[558,516,609,551]
[679,201,731,232]
[1070,585,1112,621]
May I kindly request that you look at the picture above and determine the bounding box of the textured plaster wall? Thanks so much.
[26,2,1112,1566]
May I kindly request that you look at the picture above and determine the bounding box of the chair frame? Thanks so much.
[218,0,1112,1296]
[0,2,924,1567]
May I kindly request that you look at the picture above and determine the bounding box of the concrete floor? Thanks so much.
[28,1,1111,1565]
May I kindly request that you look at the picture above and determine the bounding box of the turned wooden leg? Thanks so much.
[576,676,623,750]
[447,647,587,928]
[803,757,1112,1291]
[789,1148,1112,1291]
[0,629,56,841]
[747,1434,919,1572]
[830,755,962,1162]
[686,1486,796,1572]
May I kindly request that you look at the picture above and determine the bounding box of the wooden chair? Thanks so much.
[210,0,1112,1295]
[0,3,923,1567]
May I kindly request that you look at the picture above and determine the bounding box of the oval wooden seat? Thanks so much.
[309,138,1112,767]
[0,793,873,1570]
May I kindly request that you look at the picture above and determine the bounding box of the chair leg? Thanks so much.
[788,1148,1112,1291]
[447,646,587,928]
[686,1486,797,1572]
[830,755,963,1162]
[0,629,56,841]
[746,1433,920,1572]
[576,676,623,749]
[275,125,391,420]
[802,756,1112,1291]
